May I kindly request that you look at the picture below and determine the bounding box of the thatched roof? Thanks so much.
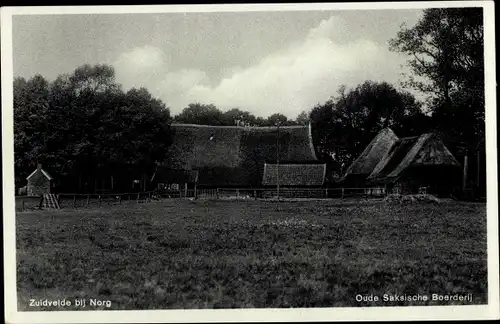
[27,167,53,181]
[262,163,326,186]
[340,128,399,183]
[367,133,460,184]
[165,123,318,186]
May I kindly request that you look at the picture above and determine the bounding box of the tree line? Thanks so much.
[14,65,172,192]
[13,8,485,193]
[173,103,307,127]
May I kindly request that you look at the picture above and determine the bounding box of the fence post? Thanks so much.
[73,195,76,208]
[341,188,344,199]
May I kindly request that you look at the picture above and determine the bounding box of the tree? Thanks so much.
[254,116,267,126]
[14,64,172,193]
[13,75,50,188]
[69,64,120,94]
[119,88,172,170]
[48,65,121,177]
[310,98,336,162]
[222,108,259,126]
[390,7,485,192]
[174,103,225,125]
[295,110,311,125]
[265,113,292,126]
[389,8,484,152]
[311,81,428,178]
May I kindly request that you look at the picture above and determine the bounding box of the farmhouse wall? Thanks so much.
[262,163,326,187]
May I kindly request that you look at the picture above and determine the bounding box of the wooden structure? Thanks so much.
[26,164,53,196]
[43,193,60,209]
[366,133,461,195]
[341,128,461,196]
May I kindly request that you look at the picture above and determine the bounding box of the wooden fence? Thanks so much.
[15,187,387,211]
[56,191,158,209]
[15,196,44,212]
[208,187,387,200]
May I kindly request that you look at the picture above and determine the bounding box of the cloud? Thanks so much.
[114,16,410,118]
[307,15,350,41]
[157,69,210,108]
[114,45,169,90]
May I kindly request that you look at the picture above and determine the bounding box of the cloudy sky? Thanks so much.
[13,9,423,118]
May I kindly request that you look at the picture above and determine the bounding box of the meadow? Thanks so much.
[16,198,487,310]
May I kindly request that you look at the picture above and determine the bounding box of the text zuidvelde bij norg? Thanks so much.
[29,298,112,308]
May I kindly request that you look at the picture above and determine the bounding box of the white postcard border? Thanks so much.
[2,2,498,323]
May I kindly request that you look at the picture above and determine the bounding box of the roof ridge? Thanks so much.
[264,162,326,166]
[385,134,432,179]
[26,168,53,180]
[171,123,307,130]
[367,133,432,181]
[398,133,432,141]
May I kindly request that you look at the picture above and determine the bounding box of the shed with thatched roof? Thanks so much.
[164,123,320,187]
[339,128,399,186]
[366,132,461,195]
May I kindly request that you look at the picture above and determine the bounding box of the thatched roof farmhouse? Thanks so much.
[342,128,461,195]
[162,123,323,187]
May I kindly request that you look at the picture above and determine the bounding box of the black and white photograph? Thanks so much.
[2,2,498,323]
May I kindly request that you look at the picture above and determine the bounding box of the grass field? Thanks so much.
[16,198,487,310]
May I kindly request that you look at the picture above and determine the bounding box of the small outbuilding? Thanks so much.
[26,164,53,196]
[366,133,461,195]
[340,128,462,196]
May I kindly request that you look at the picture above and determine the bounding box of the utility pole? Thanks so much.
[276,121,280,200]
[462,149,468,192]
[476,148,481,191]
